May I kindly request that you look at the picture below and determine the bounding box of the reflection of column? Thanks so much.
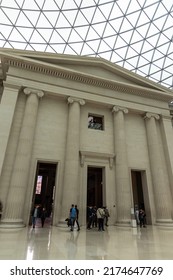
[144,113,173,225]
[0,88,44,228]
[112,106,131,226]
[60,97,85,223]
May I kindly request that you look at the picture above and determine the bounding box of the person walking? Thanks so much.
[139,208,146,228]
[69,204,77,231]
[31,205,40,228]
[97,206,105,231]
[74,205,80,231]
[103,206,110,226]
[40,207,47,227]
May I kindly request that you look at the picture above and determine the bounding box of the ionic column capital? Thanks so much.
[112,106,128,114]
[67,96,85,106]
[24,88,44,98]
[144,112,160,120]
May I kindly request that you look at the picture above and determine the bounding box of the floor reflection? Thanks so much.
[0,225,173,260]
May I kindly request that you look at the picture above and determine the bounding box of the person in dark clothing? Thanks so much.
[139,209,146,228]
[87,206,94,229]
[74,205,80,231]
[40,207,47,227]
[31,205,40,228]
[92,206,97,228]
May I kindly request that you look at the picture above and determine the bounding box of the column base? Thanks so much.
[0,218,25,229]
[155,219,173,227]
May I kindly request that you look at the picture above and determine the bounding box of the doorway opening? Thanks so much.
[131,170,145,210]
[87,167,103,208]
[30,162,57,227]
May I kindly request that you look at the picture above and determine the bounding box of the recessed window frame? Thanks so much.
[88,113,104,130]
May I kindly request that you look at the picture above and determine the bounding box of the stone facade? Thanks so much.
[0,48,173,228]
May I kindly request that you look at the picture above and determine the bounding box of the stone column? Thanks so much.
[0,84,20,177]
[144,112,173,225]
[112,106,131,226]
[59,97,85,224]
[0,88,44,228]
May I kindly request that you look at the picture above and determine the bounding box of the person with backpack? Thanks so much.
[69,204,77,231]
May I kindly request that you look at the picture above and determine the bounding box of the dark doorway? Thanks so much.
[87,167,103,208]
[131,170,145,210]
[30,162,57,226]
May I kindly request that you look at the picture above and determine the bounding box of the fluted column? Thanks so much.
[0,88,44,228]
[59,97,85,224]
[144,112,173,225]
[112,106,131,226]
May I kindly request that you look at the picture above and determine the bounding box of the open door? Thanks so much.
[30,162,57,226]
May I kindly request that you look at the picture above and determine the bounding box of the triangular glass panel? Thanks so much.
[36,13,52,28]
[68,42,84,54]
[1,0,18,8]
[23,0,40,10]
[99,2,115,19]
[80,7,97,24]
[0,25,14,38]
[49,30,66,44]
[10,42,27,49]
[68,29,83,43]
[81,0,97,8]
[23,10,41,26]
[1,7,20,23]
[9,28,27,42]
[30,30,47,43]
[57,28,71,42]
[61,0,78,10]
[98,40,112,53]
[55,13,71,28]
[30,43,47,52]
[92,7,107,24]
[73,10,89,26]
[43,11,60,27]
[74,26,90,41]
[63,44,78,55]
[63,10,79,27]
[109,3,124,20]
[16,11,33,27]
[16,27,33,41]
[93,22,107,37]
[42,0,59,10]
[37,29,52,42]
[0,9,13,24]
[85,26,101,40]
[86,39,101,53]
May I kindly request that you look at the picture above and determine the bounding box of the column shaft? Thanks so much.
[0,88,44,228]
[0,84,20,177]
[60,97,85,223]
[112,106,131,225]
[145,113,173,224]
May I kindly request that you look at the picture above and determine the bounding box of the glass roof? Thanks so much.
[0,0,173,89]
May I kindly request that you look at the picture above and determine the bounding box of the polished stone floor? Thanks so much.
[0,222,173,260]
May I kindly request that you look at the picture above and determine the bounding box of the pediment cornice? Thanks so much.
[1,53,173,102]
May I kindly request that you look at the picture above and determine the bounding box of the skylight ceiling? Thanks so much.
[0,0,173,89]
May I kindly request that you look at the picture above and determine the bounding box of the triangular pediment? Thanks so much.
[0,48,172,98]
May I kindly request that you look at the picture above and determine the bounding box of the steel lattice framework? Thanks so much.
[0,0,173,89]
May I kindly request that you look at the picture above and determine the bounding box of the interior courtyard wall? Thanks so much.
[1,52,173,227]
